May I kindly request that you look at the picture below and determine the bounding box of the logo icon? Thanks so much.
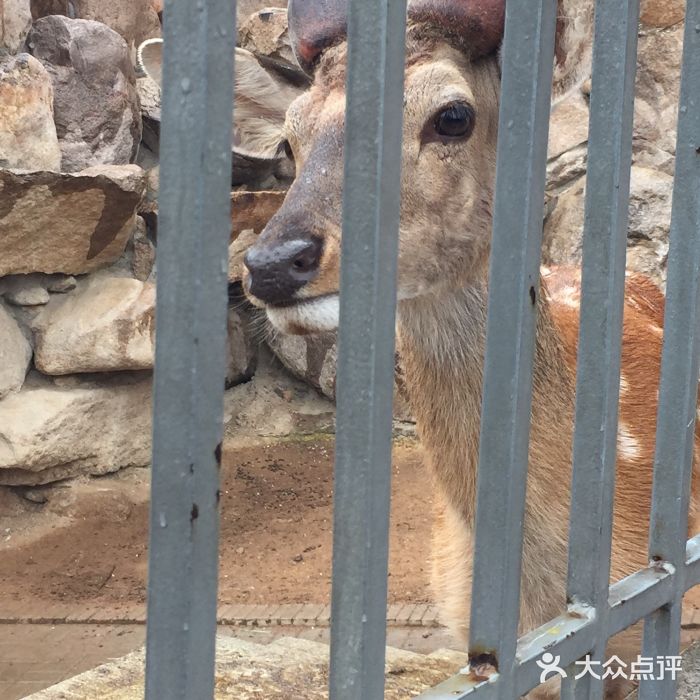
[536,653,567,683]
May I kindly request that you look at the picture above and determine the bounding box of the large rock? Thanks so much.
[548,90,589,162]
[27,16,142,172]
[0,54,61,171]
[267,333,337,400]
[625,167,674,282]
[239,7,295,67]
[1,0,32,53]
[226,306,257,387]
[32,275,155,374]
[640,0,685,27]
[238,0,287,20]
[543,166,673,285]
[633,23,684,175]
[0,372,152,485]
[547,143,588,194]
[29,0,70,19]
[543,16,685,291]
[0,273,51,306]
[0,164,146,277]
[71,0,152,47]
[31,0,159,53]
[133,5,161,52]
[546,20,684,181]
[0,273,76,308]
[266,331,414,421]
[22,636,468,700]
[0,301,31,399]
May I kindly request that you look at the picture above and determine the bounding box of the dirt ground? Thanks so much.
[0,438,433,609]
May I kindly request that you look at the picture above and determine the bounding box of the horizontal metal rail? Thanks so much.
[418,536,700,699]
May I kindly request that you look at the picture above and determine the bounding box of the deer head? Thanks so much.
[240,0,593,334]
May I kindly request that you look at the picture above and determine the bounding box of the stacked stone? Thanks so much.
[543,0,686,285]
[0,1,148,486]
[0,0,260,486]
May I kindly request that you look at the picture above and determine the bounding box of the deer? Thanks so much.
[146,0,700,696]
[238,0,700,696]
[237,0,700,698]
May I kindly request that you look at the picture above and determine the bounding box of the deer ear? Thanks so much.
[137,38,164,87]
[233,48,305,158]
[408,0,505,58]
[288,0,348,73]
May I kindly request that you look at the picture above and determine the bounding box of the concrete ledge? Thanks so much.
[25,635,468,699]
[624,643,700,700]
[25,638,700,700]
[678,643,700,700]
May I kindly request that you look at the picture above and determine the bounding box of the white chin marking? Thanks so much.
[267,295,340,334]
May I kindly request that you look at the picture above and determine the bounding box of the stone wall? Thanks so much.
[0,1,158,485]
[0,0,687,485]
[0,0,295,485]
[544,3,685,285]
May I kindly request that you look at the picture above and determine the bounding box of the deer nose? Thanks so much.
[244,237,322,305]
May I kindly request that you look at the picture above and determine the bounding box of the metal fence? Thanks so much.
[145,0,700,699]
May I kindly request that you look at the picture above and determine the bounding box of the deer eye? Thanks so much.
[432,103,475,140]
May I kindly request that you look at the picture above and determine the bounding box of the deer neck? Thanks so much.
[397,277,575,528]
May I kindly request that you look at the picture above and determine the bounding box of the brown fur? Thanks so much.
[243,9,699,698]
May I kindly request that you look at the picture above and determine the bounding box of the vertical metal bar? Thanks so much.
[561,2,640,699]
[328,0,407,698]
[468,2,557,698]
[145,0,236,698]
[640,3,700,698]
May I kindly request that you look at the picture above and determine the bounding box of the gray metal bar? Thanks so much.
[516,559,674,694]
[607,566,674,638]
[145,0,236,697]
[328,0,407,697]
[468,1,557,698]
[640,3,700,698]
[561,2,640,698]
